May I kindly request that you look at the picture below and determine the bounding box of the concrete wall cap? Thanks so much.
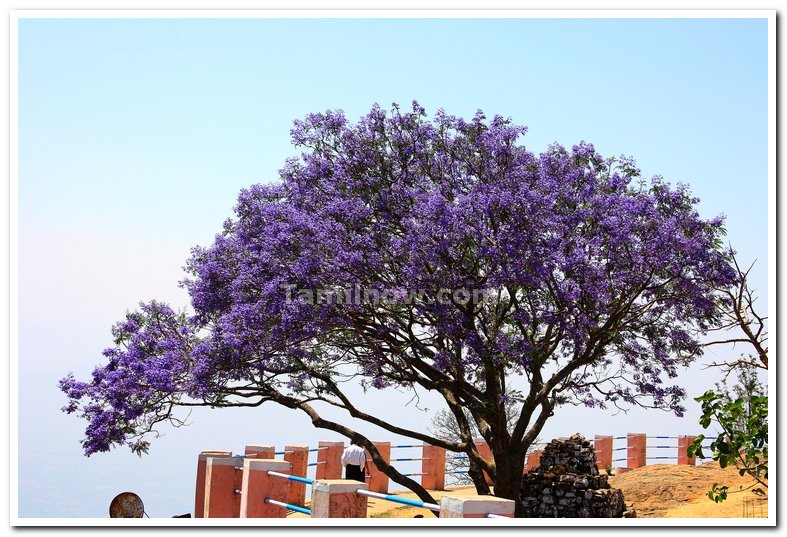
[198,451,232,461]
[313,480,368,494]
[284,444,309,450]
[318,440,345,447]
[206,455,245,467]
[440,495,515,515]
[245,444,275,451]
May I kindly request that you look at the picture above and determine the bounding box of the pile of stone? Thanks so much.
[519,433,636,518]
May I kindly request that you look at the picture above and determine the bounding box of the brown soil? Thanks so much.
[609,462,768,518]
[359,461,768,519]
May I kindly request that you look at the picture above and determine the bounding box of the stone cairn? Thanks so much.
[519,433,636,518]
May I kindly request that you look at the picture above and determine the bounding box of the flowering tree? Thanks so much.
[60,102,736,513]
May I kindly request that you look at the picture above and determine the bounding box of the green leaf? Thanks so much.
[699,416,711,428]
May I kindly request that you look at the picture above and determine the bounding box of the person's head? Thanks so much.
[350,439,359,447]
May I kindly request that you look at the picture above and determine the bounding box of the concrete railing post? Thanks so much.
[366,441,391,493]
[439,495,515,518]
[311,480,368,518]
[195,450,231,518]
[678,435,698,465]
[239,459,291,518]
[284,444,309,506]
[422,444,446,491]
[627,433,646,469]
[317,440,344,479]
[594,435,613,471]
[317,440,344,480]
[525,449,543,472]
[474,439,494,485]
[245,444,275,459]
[204,455,245,518]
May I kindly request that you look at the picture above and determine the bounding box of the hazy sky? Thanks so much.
[17,15,770,518]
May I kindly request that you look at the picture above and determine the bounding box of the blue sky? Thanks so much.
[17,16,770,518]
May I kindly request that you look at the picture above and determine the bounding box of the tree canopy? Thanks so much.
[60,102,736,509]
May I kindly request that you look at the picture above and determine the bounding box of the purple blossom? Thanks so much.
[61,102,736,456]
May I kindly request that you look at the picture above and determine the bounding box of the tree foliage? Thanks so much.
[689,255,768,503]
[689,385,768,502]
[60,102,736,510]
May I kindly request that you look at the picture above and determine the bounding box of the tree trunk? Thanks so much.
[489,445,526,517]
[468,466,491,495]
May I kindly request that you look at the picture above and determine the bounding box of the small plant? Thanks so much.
[689,387,768,503]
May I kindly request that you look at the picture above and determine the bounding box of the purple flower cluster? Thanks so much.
[61,102,736,455]
[60,301,195,455]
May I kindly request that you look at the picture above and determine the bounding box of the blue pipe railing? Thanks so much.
[267,470,315,485]
[264,498,311,515]
[355,489,439,511]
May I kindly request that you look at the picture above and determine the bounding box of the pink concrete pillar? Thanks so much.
[439,495,515,518]
[678,435,698,465]
[365,441,391,493]
[627,433,646,469]
[245,444,275,459]
[204,455,245,518]
[284,444,309,506]
[317,440,344,480]
[311,480,368,518]
[195,450,231,518]
[239,458,291,518]
[422,444,446,491]
[594,435,613,471]
[474,439,494,485]
[525,449,543,472]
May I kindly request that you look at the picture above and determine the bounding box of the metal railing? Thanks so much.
[264,471,314,516]
[264,498,311,516]
[356,488,440,512]
[267,470,315,485]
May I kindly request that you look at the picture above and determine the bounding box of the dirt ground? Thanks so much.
[297,461,767,519]
[609,462,768,518]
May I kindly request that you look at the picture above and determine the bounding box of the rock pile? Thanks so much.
[519,434,636,518]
